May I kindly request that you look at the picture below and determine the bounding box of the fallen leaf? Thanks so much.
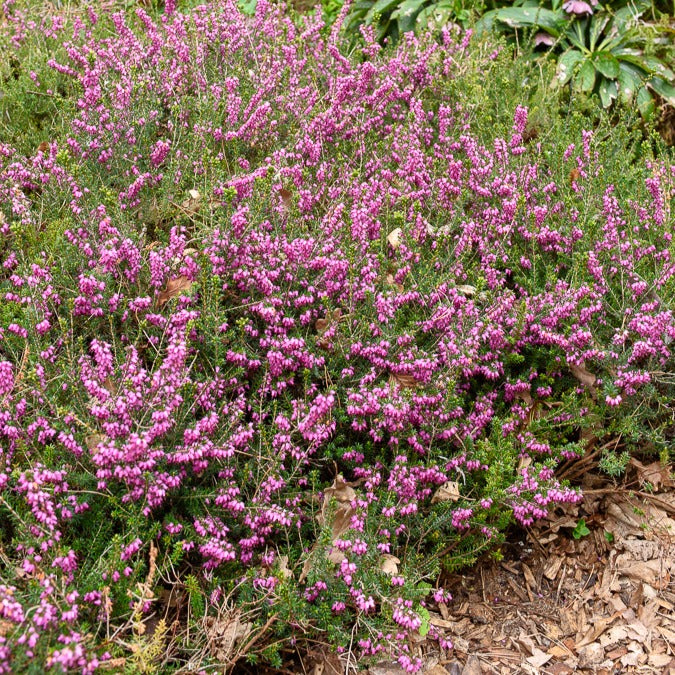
[543,556,563,580]
[461,655,482,675]
[310,647,343,675]
[648,653,673,668]
[522,563,537,591]
[429,615,455,629]
[323,475,356,505]
[279,188,292,211]
[619,651,641,668]
[99,658,127,670]
[425,667,451,675]
[85,434,105,454]
[577,643,604,668]
[385,273,404,292]
[206,610,253,662]
[388,372,418,389]
[577,615,618,648]
[157,276,193,307]
[102,377,117,395]
[387,228,402,250]
[179,189,202,216]
[456,284,476,297]
[517,454,532,471]
[431,481,461,504]
[629,458,674,491]
[315,309,342,335]
[568,361,597,389]
[526,649,552,668]
[379,554,400,576]
[277,555,292,579]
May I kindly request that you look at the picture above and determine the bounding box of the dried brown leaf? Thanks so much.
[544,556,563,581]
[388,372,418,389]
[629,458,674,491]
[278,188,292,212]
[576,615,619,648]
[85,434,105,454]
[207,610,253,663]
[178,189,202,216]
[387,228,402,250]
[310,647,343,675]
[277,555,292,579]
[102,378,117,395]
[323,475,356,505]
[385,273,404,292]
[522,563,537,591]
[431,481,460,504]
[456,284,476,297]
[568,362,597,389]
[157,276,193,307]
[525,649,552,669]
[315,309,342,335]
[379,554,400,576]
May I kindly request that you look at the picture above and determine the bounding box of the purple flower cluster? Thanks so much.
[0,0,672,670]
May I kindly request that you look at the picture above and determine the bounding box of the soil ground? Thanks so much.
[236,459,674,674]
[360,461,675,675]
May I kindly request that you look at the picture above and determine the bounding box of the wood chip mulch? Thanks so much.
[363,461,675,675]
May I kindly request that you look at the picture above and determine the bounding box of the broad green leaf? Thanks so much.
[620,54,675,81]
[637,86,655,119]
[418,606,431,637]
[612,47,644,57]
[557,50,584,85]
[417,5,452,30]
[578,59,596,92]
[589,14,611,51]
[598,78,618,108]
[593,52,620,79]
[490,6,565,31]
[475,11,497,34]
[617,63,643,103]
[648,77,675,107]
[366,0,401,22]
[392,0,426,33]
[613,5,643,32]
[352,0,376,9]
[639,57,674,82]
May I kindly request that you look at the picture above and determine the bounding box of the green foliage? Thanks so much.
[0,0,672,671]
[344,0,488,42]
[477,0,675,116]
[572,518,591,539]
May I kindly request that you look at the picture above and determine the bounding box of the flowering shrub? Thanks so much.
[0,0,673,670]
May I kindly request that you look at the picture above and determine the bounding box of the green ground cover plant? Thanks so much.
[478,0,675,114]
[0,0,672,671]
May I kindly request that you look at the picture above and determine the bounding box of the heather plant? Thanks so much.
[0,0,673,672]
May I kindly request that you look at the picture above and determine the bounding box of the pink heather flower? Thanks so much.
[563,0,593,15]
[605,394,622,406]
[534,32,555,47]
